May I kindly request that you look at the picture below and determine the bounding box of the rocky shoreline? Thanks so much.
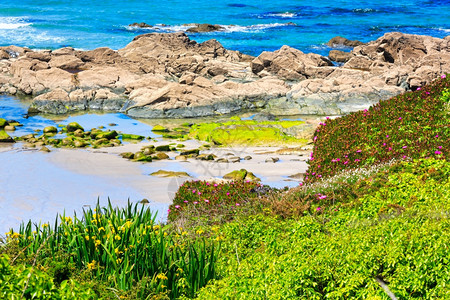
[0,32,448,118]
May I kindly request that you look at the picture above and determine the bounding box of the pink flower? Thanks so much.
[314,136,318,141]
[343,161,349,165]
[316,207,321,211]
[299,182,303,186]
[317,175,322,178]
[236,203,240,206]
[193,201,198,204]
[388,147,392,151]
[214,184,218,187]
[356,150,362,153]
[204,199,210,203]
[355,159,361,162]
[167,209,171,213]
[438,146,443,149]
[403,155,407,159]
[183,200,188,203]
[386,135,389,138]
[175,205,181,209]
[326,116,330,119]
[442,74,446,79]
[206,182,210,186]
[318,195,327,199]
[192,190,196,193]
[198,192,202,195]
[402,146,407,149]
[226,192,230,196]
[416,87,421,91]
[435,135,439,138]
[398,117,402,120]
[435,151,442,155]
[383,143,386,146]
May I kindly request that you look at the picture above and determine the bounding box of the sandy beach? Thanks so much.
[0,140,309,234]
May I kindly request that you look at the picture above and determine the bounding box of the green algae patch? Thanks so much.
[188,120,308,146]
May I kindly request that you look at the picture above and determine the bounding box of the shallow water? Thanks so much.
[0,95,306,234]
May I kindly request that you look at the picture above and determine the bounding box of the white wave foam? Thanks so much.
[0,17,31,30]
[126,22,295,33]
[264,12,298,18]
[436,28,450,33]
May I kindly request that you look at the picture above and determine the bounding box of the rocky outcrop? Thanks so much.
[327,36,364,47]
[0,32,448,117]
[186,23,225,33]
[128,22,153,28]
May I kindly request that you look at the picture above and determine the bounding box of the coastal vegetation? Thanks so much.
[1,75,449,299]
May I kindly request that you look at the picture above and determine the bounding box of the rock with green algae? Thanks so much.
[0,130,14,143]
[155,145,171,152]
[43,126,58,133]
[120,152,135,159]
[121,133,145,140]
[150,170,191,178]
[223,169,260,181]
[151,125,169,132]
[153,152,170,160]
[66,122,84,132]
[0,118,7,128]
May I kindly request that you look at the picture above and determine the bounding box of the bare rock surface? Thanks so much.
[0,32,448,117]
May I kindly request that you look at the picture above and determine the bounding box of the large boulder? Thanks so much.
[251,45,333,79]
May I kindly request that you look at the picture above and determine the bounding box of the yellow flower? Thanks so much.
[125,220,132,228]
[32,231,37,235]
[11,232,21,239]
[87,260,96,270]
[164,232,168,237]
[42,223,49,228]
[64,232,68,236]
[196,229,204,235]
[98,227,105,232]
[114,234,121,241]
[156,273,168,280]
[95,239,101,247]
[5,231,11,237]
[85,235,90,241]
[85,228,89,232]
[153,225,160,231]
[182,231,188,236]
[116,258,122,264]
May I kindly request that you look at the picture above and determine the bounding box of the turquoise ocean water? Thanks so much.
[0,0,449,56]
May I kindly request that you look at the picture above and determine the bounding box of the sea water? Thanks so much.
[0,0,448,56]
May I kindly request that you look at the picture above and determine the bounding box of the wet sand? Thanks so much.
[0,141,309,234]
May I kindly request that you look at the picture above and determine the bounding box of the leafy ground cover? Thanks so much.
[306,75,449,183]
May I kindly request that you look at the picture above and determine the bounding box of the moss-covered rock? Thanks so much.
[223,169,260,181]
[66,122,84,132]
[120,152,135,159]
[0,130,14,142]
[43,126,58,133]
[154,152,170,160]
[95,130,118,140]
[180,149,200,156]
[155,145,171,152]
[0,118,7,128]
[121,133,145,140]
[150,170,191,177]
[151,125,169,132]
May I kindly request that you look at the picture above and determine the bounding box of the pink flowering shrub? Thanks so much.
[306,75,449,183]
